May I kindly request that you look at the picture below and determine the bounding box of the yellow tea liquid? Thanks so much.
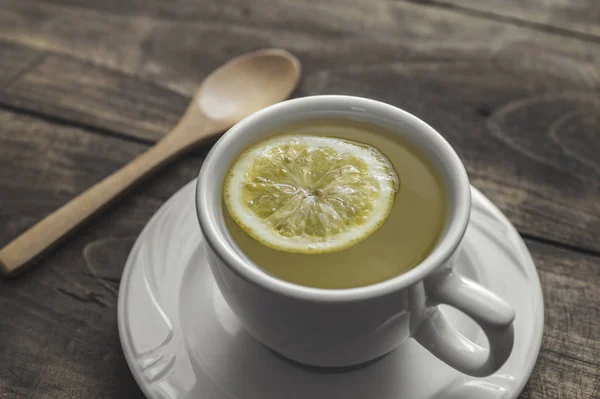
[225,119,446,289]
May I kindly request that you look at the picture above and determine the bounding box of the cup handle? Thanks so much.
[412,269,515,377]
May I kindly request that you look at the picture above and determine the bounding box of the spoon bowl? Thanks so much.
[197,49,301,125]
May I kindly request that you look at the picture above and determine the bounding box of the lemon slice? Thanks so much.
[224,135,399,254]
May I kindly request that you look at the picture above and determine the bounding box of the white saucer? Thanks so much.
[118,181,543,399]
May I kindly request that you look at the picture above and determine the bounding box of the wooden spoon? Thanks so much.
[0,49,301,276]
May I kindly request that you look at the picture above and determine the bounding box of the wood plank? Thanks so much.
[423,0,600,40]
[1,52,188,142]
[0,109,598,398]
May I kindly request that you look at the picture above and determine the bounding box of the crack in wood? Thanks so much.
[2,53,48,91]
[543,347,600,368]
[82,271,121,284]
[55,286,108,308]
[0,99,157,146]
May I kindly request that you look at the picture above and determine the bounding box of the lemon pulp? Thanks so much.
[224,135,399,254]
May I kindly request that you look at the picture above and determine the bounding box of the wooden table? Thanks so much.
[0,0,598,397]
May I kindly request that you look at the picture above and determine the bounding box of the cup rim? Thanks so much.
[196,95,471,303]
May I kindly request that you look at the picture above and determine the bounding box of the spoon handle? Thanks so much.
[0,131,203,276]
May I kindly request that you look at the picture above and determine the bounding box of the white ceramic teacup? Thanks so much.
[196,95,515,377]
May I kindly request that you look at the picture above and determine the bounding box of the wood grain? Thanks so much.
[0,0,599,397]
